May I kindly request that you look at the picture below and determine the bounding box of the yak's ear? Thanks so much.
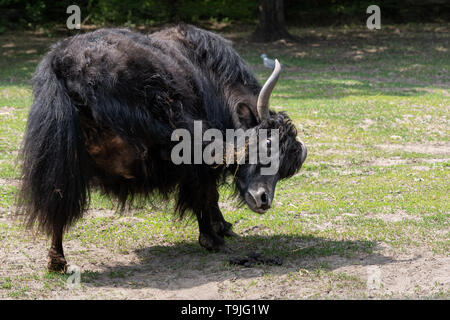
[236,103,259,128]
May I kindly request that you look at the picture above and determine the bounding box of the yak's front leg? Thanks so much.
[47,226,67,273]
[210,206,238,238]
[179,179,228,251]
[197,195,237,251]
[196,210,226,251]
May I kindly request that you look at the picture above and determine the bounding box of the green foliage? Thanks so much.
[88,0,257,25]
[285,0,449,26]
[174,0,257,23]
[0,0,447,30]
[0,0,257,29]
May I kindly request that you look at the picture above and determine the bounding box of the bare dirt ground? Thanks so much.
[0,206,448,299]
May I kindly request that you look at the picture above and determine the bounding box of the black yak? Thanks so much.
[18,25,307,272]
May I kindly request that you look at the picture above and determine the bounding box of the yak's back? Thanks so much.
[50,28,197,108]
[41,25,259,139]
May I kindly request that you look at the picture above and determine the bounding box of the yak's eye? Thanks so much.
[266,139,271,148]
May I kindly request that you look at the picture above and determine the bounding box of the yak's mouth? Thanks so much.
[244,190,271,214]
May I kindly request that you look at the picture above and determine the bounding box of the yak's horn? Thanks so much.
[257,59,281,121]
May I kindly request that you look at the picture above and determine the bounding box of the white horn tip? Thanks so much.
[274,59,281,70]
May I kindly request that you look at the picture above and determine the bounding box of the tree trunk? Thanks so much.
[251,0,292,42]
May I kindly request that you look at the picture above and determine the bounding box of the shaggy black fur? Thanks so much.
[17,24,306,271]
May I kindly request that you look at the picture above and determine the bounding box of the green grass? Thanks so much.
[0,24,448,299]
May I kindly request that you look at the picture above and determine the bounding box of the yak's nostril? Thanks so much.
[245,188,272,213]
[256,190,270,210]
[247,188,271,211]
[260,192,268,205]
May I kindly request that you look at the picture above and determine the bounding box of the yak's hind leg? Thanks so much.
[47,225,67,273]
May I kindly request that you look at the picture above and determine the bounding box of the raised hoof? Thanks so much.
[222,228,239,238]
[214,221,238,238]
[199,232,225,252]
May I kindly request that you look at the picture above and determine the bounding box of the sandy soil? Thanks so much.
[0,208,448,299]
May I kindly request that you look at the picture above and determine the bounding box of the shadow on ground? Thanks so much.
[78,234,413,291]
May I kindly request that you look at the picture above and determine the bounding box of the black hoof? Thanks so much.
[199,232,225,251]
[47,255,67,273]
[222,228,239,238]
[215,221,238,238]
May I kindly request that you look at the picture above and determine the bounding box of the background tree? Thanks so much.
[251,0,292,42]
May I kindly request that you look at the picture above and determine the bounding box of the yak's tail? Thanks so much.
[17,50,89,235]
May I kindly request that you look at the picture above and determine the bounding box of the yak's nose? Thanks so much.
[250,188,271,210]
[297,138,307,164]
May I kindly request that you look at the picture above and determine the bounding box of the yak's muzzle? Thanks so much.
[245,187,273,214]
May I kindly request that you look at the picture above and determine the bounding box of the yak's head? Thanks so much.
[234,60,307,214]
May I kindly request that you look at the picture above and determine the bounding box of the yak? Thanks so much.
[18,24,307,272]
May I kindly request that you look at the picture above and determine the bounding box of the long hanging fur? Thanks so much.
[17,24,304,236]
[17,48,90,235]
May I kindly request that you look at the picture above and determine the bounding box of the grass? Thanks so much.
[0,23,448,299]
